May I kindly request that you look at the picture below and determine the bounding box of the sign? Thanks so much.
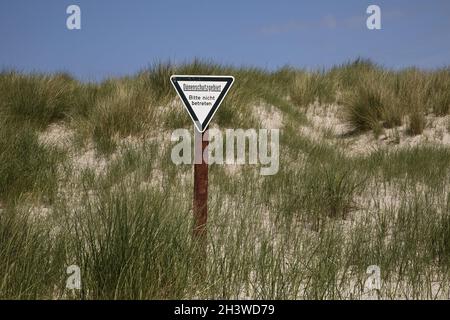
[170,75,235,132]
[170,74,235,250]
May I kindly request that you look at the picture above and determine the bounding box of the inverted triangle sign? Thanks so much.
[171,75,235,132]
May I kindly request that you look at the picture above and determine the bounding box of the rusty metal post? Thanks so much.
[193,128,208,240]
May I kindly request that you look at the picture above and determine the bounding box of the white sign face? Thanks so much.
[170,75,234,132]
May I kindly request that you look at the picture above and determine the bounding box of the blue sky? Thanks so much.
[1,0,449,81]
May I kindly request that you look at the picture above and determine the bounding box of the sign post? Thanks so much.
[193,129,208,239]
[171,75,234,240]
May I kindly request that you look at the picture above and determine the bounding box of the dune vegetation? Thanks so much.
[0,59,450,299]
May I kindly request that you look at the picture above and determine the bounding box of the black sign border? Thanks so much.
[170,75,235,132]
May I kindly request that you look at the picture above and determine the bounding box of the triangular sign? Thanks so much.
[170,75,234,132]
